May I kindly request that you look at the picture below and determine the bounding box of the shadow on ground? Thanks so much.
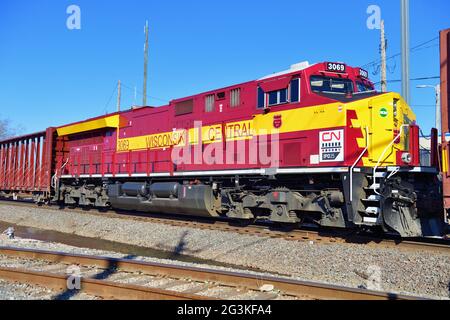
[51,254,137,300]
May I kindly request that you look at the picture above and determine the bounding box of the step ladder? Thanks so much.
[359,171,387,223]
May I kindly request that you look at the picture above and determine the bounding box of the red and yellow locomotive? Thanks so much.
[0,61,445,237]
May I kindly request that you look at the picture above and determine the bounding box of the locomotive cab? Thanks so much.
[302,62,443,236]
[307,63,378,102]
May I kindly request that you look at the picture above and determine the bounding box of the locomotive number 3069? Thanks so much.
[326,62,346,73]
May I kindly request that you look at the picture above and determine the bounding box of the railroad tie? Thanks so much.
[181,283,212,294]
[154,279,189,290]
[251,291,279,300]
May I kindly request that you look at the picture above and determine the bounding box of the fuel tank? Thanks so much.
[108,182,221,217]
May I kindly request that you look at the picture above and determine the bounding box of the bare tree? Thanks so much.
[0,118,17,140]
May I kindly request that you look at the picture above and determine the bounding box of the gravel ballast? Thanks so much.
[0,275,98,300]
[0,204,448,299]
[0,279,56,300]
[0,237,300,300]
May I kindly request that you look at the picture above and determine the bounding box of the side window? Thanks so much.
[230,88,241,108]
[257,78,298,109]
[257,87,265,108]
[268,88,288,106]
[205,94,215,112]
[290,78,300,102]
[175,99,194,116]
[216,92,226,100]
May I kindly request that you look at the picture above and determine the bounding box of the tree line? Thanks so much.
[0,118,18,140]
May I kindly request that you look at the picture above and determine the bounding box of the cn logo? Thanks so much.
[321,131,341,142]
[319,129,344,162]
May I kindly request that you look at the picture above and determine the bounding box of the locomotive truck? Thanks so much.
[0,60,446,237]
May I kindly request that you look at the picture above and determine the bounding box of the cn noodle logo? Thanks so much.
[319,129,344,162]
[321,131,341,142]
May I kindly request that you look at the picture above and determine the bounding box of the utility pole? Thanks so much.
[143,20,149,106]
[117,80,121,112]
[401,0,410,103]
[380,20,387,92]
[417,85,441,133]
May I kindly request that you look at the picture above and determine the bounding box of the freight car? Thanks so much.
[0,61,446,237]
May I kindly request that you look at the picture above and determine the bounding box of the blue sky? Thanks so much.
[0,0,448,134]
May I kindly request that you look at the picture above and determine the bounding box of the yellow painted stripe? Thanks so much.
[117,129,187,152]
[57,115,122,136]
[443,148,448,174]
[253,102,345,133]
[116,102,345,152]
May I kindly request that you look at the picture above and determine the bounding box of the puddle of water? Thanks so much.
[0,221,258,272]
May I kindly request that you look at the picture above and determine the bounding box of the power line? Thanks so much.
[103,81,170,115]
[372,76,440,85]
[362,36,439,68]
[103,83,119,114]
[410,105,439,108]
[410,37,439,52]
[411,43,439,53]
[120,82,169,104]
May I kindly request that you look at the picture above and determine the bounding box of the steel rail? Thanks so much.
[0,246,424,300]
[0,266,206,300]
[0,199,448,254]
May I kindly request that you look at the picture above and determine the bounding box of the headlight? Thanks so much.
[401,152,412,164]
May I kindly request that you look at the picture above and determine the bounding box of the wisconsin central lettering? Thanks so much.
[145,132,185,148]
[116,121,254,152]
[226,121,253,140]
[200,121,253,144]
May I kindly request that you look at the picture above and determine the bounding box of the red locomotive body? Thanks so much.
[0,61,444,237]
[58,62,377,177]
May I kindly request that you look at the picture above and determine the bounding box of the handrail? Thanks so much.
[350,127,369,203]
[372,124,409,195]
[51,158,69,188]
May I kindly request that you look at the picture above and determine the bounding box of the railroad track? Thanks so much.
[0,199,449,255]
[0,246,423,300]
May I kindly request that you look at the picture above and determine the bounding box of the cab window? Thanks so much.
[356,82,374,92]
[310,75,354,94]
